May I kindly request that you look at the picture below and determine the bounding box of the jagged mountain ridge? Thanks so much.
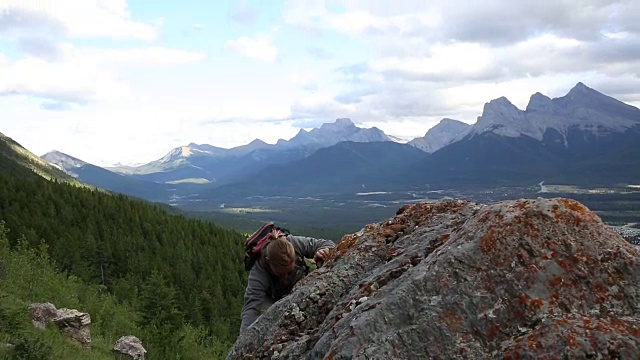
[276,118,392,149]
[402,82,640,187]
[469,82,640,143]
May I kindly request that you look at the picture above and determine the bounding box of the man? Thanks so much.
[240,228,335,331]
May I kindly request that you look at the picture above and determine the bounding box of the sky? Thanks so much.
[1,0,639,166]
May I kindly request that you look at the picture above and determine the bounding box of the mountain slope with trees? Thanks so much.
[0,132,250,359]
[0,132,77,182]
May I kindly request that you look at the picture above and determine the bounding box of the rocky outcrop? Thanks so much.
[226,198,640,359]
[113,335,147,359]
[54,308,91,347]
[29,302,59,330]
[29,303,91,347]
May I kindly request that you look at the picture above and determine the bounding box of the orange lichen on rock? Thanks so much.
[440,311,462,331]
[558,198,591,216]
[480,228,498,253]
[335,234,357,253]
[528,298,544,312]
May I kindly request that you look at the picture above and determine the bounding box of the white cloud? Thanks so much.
[369,42,493,81]
[225,35,278,62]
[0,54,129,103]
[74,46,206,67]
[0,0,158,40]
[0,45,205,103]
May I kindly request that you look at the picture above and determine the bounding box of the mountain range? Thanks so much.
[406,82,640,187]
[38,82,640,203]
[102,117,392,186]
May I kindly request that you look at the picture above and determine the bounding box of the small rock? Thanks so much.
[113,335,146,360]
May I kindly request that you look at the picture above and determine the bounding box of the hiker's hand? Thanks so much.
[270,229,284,240]
[313,248,331,263]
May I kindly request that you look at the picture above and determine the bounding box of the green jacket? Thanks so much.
[240,235,335,331]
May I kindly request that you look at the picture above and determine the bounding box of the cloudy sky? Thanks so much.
[1,0,639,166]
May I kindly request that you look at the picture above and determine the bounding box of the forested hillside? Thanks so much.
[0,173,247,359]
[0,133,75,182]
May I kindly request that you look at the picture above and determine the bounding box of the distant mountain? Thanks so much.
[109,118,395,185]
[203,141,429,198]
[408,82,640,186]
[469,82,639,145]
[110,139,272,177]
[42,151,173,201]
[408,118,471,153]
[276,118,392,149]
[0,132,77,182]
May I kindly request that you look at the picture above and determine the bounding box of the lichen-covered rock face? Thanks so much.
[226,198,640,360]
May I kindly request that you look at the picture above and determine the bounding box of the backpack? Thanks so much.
[244,222,291,271]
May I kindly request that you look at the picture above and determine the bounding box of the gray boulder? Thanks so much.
[226,198,640,359]
[113,335,146,359]
[53,308,91,347]
[29,303,91,347]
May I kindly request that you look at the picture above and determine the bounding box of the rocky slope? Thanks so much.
[227,197,640,359]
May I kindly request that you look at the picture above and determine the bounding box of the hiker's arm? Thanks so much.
[240,266,272,332]
[288,235,335,259]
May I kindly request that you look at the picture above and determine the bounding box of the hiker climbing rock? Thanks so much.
[240,223,335,332]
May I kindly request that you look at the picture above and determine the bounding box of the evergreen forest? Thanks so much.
[0,165,248,359]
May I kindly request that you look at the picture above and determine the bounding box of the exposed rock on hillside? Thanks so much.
[227,198,640,359]
[29,303,92,347]
[113,335,147,359]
